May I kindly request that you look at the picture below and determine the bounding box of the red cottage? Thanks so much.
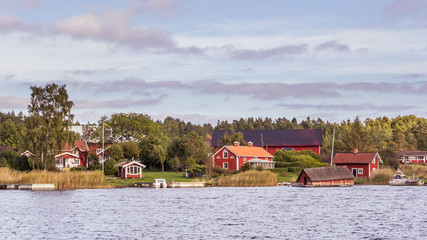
[396,151,427,164]
[296,166,355,187]
[211,129,323,155]
[115,161,146,179]
[55,140,89,170]
[333,149,382,178]
[212,141,274,171]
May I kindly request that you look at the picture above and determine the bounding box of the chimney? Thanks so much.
[353,148,358,154]
[234,141,240,147]
[248,141,253,147]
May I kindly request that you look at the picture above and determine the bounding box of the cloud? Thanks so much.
[0,0,42,10]
[275,103,417,112]
[73,95,166,109]
[395,73,426,79]
[18,1,42,9]
[0,96,28,109]
[132,0,184,18]
[315,41,350,52]
[229,44,308,60]
[383,0,427,17]
[4,74,15,80]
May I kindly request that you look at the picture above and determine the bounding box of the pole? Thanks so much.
[102,123,104,173]
[330,128,335,167]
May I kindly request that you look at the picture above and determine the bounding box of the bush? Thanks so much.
[70,167,88,172]
[186,164,205,177]
[239,163,253,172]
[287,167,301,173]
[255,165,264,171]
[104,159,118,176]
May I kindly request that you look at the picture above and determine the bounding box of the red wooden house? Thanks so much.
[296,166,355,187]
[55,140,89,170]
[396,151,427,164]
[333,149,382,178]
[115,161,146,179]
[212,141,274,171]
[211,129,323,155]
[89,144,111,162]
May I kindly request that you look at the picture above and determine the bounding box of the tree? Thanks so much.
[108,144,124,160]
[121,142,140,160]
[0,119,24,150]
[26,83,74,169]
[218,131,247,146]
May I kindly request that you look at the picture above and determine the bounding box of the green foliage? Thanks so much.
[186,164,205,177]
[239,162,253,172]
[108,144,124,160]
[184,157,196,168]
[274,150,327,170]
[0,149,32,171]
[121,142,140,160]
[218,130,247,146]
[70,166,88,171]
[104,159,118,176]
[88,152,99,167]
[0,119,24,150]
[139,135,167,170]
[255,165,264,171]
[160,116,213,139]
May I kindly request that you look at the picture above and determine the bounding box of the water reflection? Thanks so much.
[0,186,425,239]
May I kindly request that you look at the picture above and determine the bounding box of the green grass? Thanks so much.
[105,171,204,187]
[276,172,298,183]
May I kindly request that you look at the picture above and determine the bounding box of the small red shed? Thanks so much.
[212,141,274,171]
[333,149,382,178]
[115,161,146,179]
[296,166,355,187]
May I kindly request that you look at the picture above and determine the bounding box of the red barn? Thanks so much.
[296,166,355,187]
[212,141,274,171]
[115,161,146,179]
[396,151,427,164]
[55,140,89,170]
[333,149,382,178]
[211,129,323,155]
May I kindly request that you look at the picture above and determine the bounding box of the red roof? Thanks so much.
[222,146,273,158]
[333,153,379,164]
[75,140,89,152]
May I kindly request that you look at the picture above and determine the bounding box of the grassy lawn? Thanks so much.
[105,171,204,187]
[276,172,298,183]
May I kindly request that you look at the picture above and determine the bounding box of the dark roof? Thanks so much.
[333,153,379,164]
[396,151,427,156]
[298,166,355,182]
[211,129,323,147]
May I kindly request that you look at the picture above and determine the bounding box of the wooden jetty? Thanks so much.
[0,184,55,190]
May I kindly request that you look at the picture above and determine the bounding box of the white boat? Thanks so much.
[153,179,168,188]
[389,169,407,186]
[389,169,424,186]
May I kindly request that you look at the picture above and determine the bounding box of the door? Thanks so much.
[352,168,357,177]
[303,177,307,185]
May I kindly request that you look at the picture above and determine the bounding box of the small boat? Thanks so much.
[153,179,168,188]
[389,169,424,186]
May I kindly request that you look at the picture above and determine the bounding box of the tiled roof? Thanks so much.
[211,129,323,147]
[300,166,355,181]
[75,140,89,152]
[333,153,377,164]
[225,146,273,158]
[396,151,427,156]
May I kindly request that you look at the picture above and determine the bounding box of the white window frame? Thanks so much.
[358,168,363,174]
[223,162,228,169]
[243,157,246,161]
[75,158,80,165]
[223,150,228,159]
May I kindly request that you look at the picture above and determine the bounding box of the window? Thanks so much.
[418,156,424,160]
[243,157,246,161]
[265,158,269,161]
[231,156,234,159]
[217,156,220,159]
[223,150,228,158]
[358,168,363,174]
[75,159,80,165]
[223,162,228,169]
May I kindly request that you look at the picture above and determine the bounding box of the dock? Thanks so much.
[0,184,55,190]
[132,181,205,188]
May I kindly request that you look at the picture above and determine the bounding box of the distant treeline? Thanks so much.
[1,110,426,170]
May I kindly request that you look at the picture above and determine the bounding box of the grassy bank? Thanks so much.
[106,171,203,187]
[0,167,106,189]
[213,170,277,187]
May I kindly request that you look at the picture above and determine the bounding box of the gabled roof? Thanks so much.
[298,166,355,182]
[211,129,323,147]
[75,140,89,152]
[55,152,79,159]
[333,152,382,164]
[216,146,273,158]
[115,161,146,168]
[396,151,427,156]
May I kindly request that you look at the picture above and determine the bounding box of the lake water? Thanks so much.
[0,185,425,239]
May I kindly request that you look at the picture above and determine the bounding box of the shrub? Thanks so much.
[70,167,88,172]
[255,165,264,171]
[239,163,253,172]
[186,164,205,177]
[104,159,118,176]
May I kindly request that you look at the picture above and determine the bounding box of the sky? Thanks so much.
[1,0,427,125]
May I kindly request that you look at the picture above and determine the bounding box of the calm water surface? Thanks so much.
[0,186,425,239]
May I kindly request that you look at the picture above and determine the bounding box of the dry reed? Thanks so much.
[0,167,107,189]
[214,170,277,187]
[368,167,395,185]
[400,164,427,179]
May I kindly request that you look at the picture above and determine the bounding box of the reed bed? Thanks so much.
[400,164,427,179]
[0,167,107,189]
[368,167,395,185]
[214,170,277,187]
